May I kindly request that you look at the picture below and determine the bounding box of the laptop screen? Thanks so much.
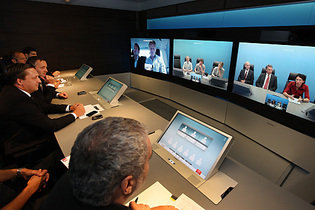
[75,64,90,79]
[157,112,232,179]
[97,78,123,103]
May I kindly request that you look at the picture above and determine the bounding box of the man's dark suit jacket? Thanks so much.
[41,173,130,210]
[31,77,58,104]
[255,73,277,91]
[131,56,146,71]
[238,69,254,85]
[0,85,75,156]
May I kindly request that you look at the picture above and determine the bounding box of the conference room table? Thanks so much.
[233,81,315,121]
[50,70,314,210]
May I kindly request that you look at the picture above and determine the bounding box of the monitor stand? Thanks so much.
[198,171,238,204]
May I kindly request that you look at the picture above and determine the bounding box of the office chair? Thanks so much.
[262,67,275,75]
[243,63,255,71]
[174,54,181,68]
[156,49,160,56]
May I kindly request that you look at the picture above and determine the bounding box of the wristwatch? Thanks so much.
[16,168,23,177]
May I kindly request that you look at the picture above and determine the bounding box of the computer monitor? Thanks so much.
[172,39,233,90]
[153,111,233,187]
[96,77,128,106]
[75,64,93,80]
[130,38,170,74]
[265,94,289,112]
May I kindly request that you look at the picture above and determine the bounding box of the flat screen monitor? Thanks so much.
[130,38,170,74]
[153,111,233,187]
[233,42,315,123]
[75,64,93,80]
[173,39,233,90]
[97,77,128,105]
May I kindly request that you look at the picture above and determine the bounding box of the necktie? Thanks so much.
[263,75,270,89]
[244,71,248,79]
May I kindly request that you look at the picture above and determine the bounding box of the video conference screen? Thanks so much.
[173,39,233,89]
[233,42,315,122]
[158,112,231,179]
[130,38,170,74]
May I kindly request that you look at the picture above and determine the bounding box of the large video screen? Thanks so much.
[130,38,170,74]
[173,39,233,90]
[233,42,315,122]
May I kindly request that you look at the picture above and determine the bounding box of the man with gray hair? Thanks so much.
[41,117,177,210]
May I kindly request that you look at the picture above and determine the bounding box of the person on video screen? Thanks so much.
[194,59,206,76]
[256,64,277,91]
[131,43,145,71]
[145,40,166,74]
[182,56,192,73]
[211,62,224,78]
[283,73,310,102]
[238,61,254,85]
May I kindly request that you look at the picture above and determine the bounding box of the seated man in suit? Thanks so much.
[10,51,27,64]
[131,43,145,71]
[41,117,177,210]
[0,64,85,167]
[255,64,277,91]
[237,61,254,85]
[22,47,37,60]
[27,56,68,104]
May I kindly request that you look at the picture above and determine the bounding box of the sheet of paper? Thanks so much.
[127,182,175,207]
[289,98,301,105]
[79,104,99,119]
[175,194,204,210]
[60,155,70,169]
[58,84,65,88]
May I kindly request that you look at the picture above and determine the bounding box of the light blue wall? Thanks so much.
[235,42,315,101]
[173,39,233,78]
[148,2,315,29]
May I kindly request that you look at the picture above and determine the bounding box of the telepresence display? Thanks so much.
[233,42,315,122]
[130,38,170,74]
[158,112,231,179]
[173,39,233,89]
[97,78,123,103]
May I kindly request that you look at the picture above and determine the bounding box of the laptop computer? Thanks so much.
[153,111,233,188]
[89,77,128,109]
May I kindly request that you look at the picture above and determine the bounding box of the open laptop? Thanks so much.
[75,64,93,80]
[153,111,233,188]
[89,77,128,109]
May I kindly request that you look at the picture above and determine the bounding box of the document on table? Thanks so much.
[79,104,101,119]
[289,98,301,104]
[126,181,204,210]
[60,155,70,169]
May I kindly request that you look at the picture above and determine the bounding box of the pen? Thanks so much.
[135,197,138,203]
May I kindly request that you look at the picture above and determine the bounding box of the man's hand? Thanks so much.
[45,75,55,85]
[52,71,61,77]
[129,201,150,210]
[25,169,49,194]
[241,80,245,83]
[58,92,68,99]
[72,103,85,117]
